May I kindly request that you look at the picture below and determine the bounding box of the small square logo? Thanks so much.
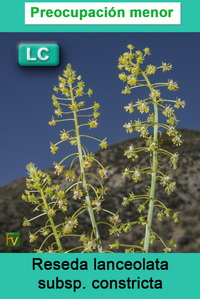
[5,232,20,247]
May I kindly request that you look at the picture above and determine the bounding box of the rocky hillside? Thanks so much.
[0,129,200,253]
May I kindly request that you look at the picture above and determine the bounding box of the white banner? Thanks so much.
[25,2,181,25]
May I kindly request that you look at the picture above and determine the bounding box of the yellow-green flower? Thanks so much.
[124,145,139,160]
[162,105,175,117]
[23,218,31,227]
[88,88,93,97]
[168,79,179,91]
[50,143,59,154]
[60,130,70,141]
[63,218,78,233]
[88,119,98,128]
[163,247,172,253]
[76,89,83,97]
[131,66,140,75]
[127,75,137,86]
[109,213,121,224]
[48,118,56,126]
[172,133,183,146]
[136,100,150,114]
[149,89,161,99]
[174,97,186,108]
[48,209,56,216]
[132,168,142,182]
[70,138,77,146]
[124,102,134,113]
[54,163,64,175]
[29,233,38,243]
[54,108,63,117]
[92,200,102,212]
[143,47,151,55]
[146,64,156,75]
[65,170,76,181]
[69,103,79,111]
[58,199,68,212]
[72,188,83,200]
[82,160,91,168]
[162,62,172,72]
[98,167,109,179]
[123,121,134,133]
[118,72,127,82]
[99,138,108,149]
[127,44,135,50]
[53,86,59,93]
[122,86,131,94]
[94,102,100,111]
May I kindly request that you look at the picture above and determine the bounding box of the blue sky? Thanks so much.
[0,32,199,186]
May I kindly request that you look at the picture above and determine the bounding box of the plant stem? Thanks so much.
[69,84,103,253]
[40,189,63,252]
[142,72,158,253]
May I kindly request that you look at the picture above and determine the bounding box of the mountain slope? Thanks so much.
[0,129,200,253]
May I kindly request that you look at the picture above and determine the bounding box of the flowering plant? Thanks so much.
[22,45,186,253]
[118,44,186,252]
[22,64,116,253]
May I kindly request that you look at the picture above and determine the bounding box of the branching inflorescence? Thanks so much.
[118,45,186,253]
[22,48,186,254]
[22,64,119,253]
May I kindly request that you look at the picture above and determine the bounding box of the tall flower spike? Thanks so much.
[49,64,112,253]
[23,64,115,253]
[22,163,65,252]
[118,44,186,253]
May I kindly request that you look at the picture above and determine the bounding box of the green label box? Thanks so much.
[5,232,20,247]
[18,44,60,66]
